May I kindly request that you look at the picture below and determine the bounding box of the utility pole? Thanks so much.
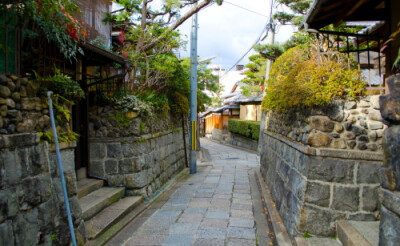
[265,0,276,82]
[264,23,275,80]
[189,2,198,174]
[259,0,276,155]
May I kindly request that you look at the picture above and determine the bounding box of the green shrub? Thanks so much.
[228,119,260,140]
[36,69,85,102]
[262,46,366,112]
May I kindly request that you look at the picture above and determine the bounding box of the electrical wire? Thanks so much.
[220,22,270,78]
[224,1,269,18]
[220,0,277,77]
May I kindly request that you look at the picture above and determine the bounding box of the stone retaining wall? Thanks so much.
[0,74,54,135]
[0,133,85,245]
[210,128,229,144]
[88,105,187,198]
[259,131,382,237]
[230,133,258,151]
[264,95,387,152]
[89,130,186,198]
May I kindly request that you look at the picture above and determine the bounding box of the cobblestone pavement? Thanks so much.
[107,138,272,246]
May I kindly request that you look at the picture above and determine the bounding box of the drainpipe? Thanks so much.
[47,92,77,246]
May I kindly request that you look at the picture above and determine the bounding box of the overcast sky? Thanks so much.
[176,0,296,69]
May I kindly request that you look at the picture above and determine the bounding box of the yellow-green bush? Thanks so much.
[262,46,366,112]
[228,119,260,140]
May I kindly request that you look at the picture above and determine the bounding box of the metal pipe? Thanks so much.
[47,92,77,246]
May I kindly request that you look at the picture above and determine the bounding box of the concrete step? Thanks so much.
[337,221,379,246]
[77,178,104,199]
[85,196,143,239]
[295,237,342,246]
[79,187,125,220]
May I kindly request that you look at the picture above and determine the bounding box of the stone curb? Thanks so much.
[264,131,383,161]
[336,221,371,246]
[294,237,308,246]
[84,167,190,246]
[254,169,293,246]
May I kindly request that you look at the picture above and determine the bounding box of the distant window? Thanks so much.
[0,11,19,75]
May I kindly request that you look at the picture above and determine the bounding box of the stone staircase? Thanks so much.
[336,221,379,246]
[295,220,380,246]
[77,179,143,240]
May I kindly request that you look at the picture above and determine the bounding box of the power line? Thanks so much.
[221,22,270,78]
[220,0,277,77]
[224,1,269,18]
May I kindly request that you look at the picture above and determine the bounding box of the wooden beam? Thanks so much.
[344,0,370,19]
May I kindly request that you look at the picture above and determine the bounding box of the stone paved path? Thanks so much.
[106,138,272,246]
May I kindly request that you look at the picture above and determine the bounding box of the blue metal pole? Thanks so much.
[189,3,198,174]
[47,92,77,246]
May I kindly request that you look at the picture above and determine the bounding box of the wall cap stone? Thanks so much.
[50,141,77,151]
[89,129,181,143]
[263,131,383,161]
[0,132,40,149]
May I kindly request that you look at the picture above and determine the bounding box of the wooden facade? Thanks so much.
[201,106,240,135]
[204,114,240,135]
[77,0,112,45]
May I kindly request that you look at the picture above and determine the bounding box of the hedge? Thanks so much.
[228,119,260,140]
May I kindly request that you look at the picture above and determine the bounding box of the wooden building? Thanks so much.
[200,105,240,135]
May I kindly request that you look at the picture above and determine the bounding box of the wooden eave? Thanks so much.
[79,42,128,66]
[305,0,385,30]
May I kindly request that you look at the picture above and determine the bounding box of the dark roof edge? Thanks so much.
[303,0,321,30]
[80,42,128,65]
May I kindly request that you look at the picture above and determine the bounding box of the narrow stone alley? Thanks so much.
[105,138,273,246]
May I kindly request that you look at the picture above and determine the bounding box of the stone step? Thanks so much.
[337,221,379,246]
[85,196,143,240]
[77,178,104,199]
[295,237,342,246]
[79,187,125,220]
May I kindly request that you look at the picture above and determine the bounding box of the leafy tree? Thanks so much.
[100,0,223,117]
[107,0,221,91]
[241,54,266,96]
[1,0,88,61]
[181,58,219,112]
[273,0,312,27]
[210,83,224,108]
[240,32,310,95]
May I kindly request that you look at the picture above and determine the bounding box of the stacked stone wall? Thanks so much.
[264,95,387,152]
[89,130,186,198]
[230,133,258,151]
[0,133,85,245]
[0,74,52,135]
[260,132,382,237]
[88,105,187,198]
